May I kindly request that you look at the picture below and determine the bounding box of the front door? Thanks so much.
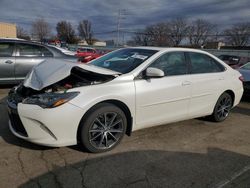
[134,51,191,130]
[0,42,15,83]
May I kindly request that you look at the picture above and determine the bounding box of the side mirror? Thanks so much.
[145,67,164,78]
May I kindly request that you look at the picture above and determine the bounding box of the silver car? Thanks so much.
[0,39,78,84]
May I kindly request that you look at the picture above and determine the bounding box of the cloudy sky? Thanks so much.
[0,0,249,40]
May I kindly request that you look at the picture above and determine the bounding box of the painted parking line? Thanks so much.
[214,165,250,188]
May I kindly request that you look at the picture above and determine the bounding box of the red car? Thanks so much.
[76,47,102,63]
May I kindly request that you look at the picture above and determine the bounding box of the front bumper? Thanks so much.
[8,99,84,147]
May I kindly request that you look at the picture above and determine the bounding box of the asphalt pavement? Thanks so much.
[0,88,250,188]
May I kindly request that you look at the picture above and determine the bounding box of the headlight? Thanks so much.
[22,92,79,108]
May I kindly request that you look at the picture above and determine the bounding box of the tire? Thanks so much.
[79,103,127,153]
[210,92,233,122]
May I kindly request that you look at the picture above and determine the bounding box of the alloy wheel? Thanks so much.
[89,112,124,150]
[216,95,232,120]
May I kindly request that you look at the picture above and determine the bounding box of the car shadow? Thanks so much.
[232,106,250,116]
[19,148,250,188]
[0,84,16,89]
[231,95,250,116]
[0,96,52,151]
[241,95,250,103]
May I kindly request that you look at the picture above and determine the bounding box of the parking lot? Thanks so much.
[0,88,250,188]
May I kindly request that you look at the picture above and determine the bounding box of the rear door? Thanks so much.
[0,42,16,83]
[14,43,53,81]
[187,52,227,118]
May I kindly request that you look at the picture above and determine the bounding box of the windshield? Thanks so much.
[241,62,250,70]
[89,48,158,74]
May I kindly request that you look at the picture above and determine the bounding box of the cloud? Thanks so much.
[0,0,249,40]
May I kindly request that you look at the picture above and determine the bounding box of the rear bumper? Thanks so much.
[233,87,244,107]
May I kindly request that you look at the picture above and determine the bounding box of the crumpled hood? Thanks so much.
[23,59,119,90]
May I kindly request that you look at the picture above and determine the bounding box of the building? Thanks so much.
[0,22,17,38]
[78,39,107,47]
[205,41,225,49]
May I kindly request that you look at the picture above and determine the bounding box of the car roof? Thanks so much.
[0,39,73,57]
[0,37,25,41]
[0,38,45,46]
[129,46,209,53]
[78,47,95,50]
[219,54,240,57]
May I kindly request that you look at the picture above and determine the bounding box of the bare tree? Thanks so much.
[224,22,250,46]
[146,23,172,46]
[187,19,216,46]
[78,20,94,45]
[56,21,77,44]
[132,23,172,46]
[168,18,188,46]
[17,26,30,40]
[31,18,50,42]
[132,29,150,46]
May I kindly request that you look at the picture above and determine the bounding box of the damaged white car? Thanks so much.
[8,47,243,153]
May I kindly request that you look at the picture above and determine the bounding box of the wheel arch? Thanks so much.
[224,90,235,105]
[77,99,133,143]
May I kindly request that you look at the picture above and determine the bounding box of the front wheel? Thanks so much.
[211,93,233,122]
[79,103,127,153]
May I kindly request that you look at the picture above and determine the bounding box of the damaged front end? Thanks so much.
[7,59,119,143]
[8,60,119,113]
[8,67,117,110]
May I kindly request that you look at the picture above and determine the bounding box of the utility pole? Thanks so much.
[116,9,126,46]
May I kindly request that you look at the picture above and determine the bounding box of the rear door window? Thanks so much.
[17,44,53,57]
[188,52,225,74]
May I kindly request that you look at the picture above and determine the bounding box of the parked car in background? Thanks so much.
[238,62,250,96]
[47,45,76,56]
[8,47,243,153]
[218,54,250,69]
[0,39,78,84]
[76,47,103,63]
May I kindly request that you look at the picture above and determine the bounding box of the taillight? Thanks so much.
[239,76,244,82]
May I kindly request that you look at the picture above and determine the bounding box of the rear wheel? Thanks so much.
[211,93,233,122]
[79,103,127,153]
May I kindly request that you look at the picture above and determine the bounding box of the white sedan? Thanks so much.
[8,47,243,153]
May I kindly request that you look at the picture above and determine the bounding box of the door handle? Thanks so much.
[5,60,13,64]
[182,81,191,86]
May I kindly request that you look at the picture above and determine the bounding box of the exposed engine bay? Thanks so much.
[42,67,115,93]
[9,67,116,104]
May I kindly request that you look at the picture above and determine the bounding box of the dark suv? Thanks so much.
[218,54,250,69]
[0,39,78,84]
